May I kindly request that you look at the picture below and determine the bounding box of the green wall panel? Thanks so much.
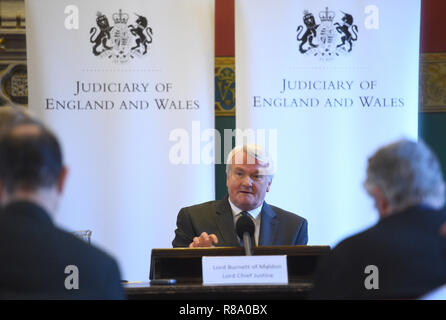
[215,116,235,200]
[419,113,446,178]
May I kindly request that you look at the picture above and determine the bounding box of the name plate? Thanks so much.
[202,255,288,285]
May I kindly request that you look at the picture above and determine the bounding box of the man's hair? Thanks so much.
[226,144,275,176]
[0,106,34,134]
[364,138,445,213]
[0,123,63,193]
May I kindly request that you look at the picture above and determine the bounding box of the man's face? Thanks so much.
[227,151,272,211]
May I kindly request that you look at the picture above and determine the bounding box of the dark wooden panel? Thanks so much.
[125,282,313,300]
[150,246,330,284]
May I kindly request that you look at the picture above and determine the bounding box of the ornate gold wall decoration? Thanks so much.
[1,63,27,105]
[0,0,27,107]
[215,57,235,116]
[420,53,446,112]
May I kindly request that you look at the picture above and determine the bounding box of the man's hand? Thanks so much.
[189,232,219,248]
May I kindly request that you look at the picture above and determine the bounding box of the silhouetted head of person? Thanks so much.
[0,105,34,133]
[364,139,445,218]
[0,123,67,213]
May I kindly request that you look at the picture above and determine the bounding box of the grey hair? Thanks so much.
[226,144,275,177]
[363,138,445,213]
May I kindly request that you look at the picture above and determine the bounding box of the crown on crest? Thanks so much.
[113,9,129,24]
[96,11,106,20]
[303,10,313,19]
[319,7,335,22]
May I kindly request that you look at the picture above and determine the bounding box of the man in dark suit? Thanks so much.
[173,144,308,247]
[311,139,446,299]
[0,122,125,299]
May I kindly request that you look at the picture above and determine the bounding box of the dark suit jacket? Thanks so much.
[172,196,308,247]
[0,201,125,299]
[311,205,446,299]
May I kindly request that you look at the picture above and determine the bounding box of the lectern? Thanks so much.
[125,246,330,299]
[150,246,330,284]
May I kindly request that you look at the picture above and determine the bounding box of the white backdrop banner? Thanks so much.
[26,0,215,281]
[235,0,420,246]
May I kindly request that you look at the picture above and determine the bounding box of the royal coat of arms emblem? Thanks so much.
[296,7,358,60]
[90,9,153,64]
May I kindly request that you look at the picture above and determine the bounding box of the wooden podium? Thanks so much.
[149,246,330,284]
[125,246,330,300]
